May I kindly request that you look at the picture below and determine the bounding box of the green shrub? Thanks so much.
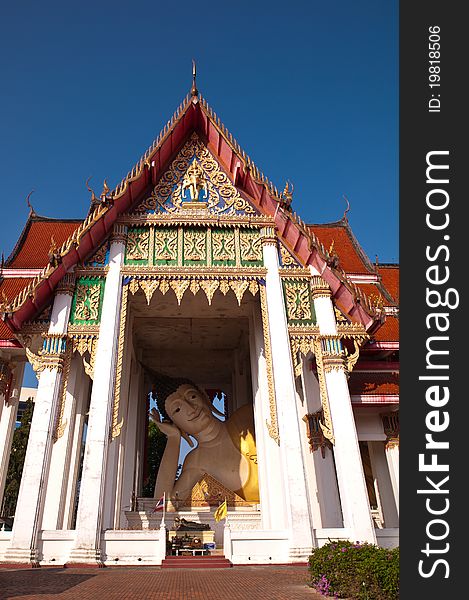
[308,540,399,599]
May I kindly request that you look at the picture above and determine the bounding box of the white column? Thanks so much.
[261,230,314,559]
[4,285,73,564]
[42,355,81,530]
[299,357,342,528]
[119,359,142,527]
[62,368,90,529]
[382,414,399,518]
[248,308,286,531]
[68,225,126,564]
[310,272,376,544]
[0,361,25,507]
[369,442,399,528]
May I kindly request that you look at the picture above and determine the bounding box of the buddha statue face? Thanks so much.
[165,383,215,436]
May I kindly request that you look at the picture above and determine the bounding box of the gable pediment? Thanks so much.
[129,133,259,219]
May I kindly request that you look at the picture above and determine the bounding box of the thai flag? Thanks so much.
[152,496,165,512]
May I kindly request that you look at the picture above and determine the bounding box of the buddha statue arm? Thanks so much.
[150,409,182,500]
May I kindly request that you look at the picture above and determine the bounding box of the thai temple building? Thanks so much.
[0,77,399,567]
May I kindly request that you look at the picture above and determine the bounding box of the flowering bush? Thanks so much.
[308,540,399,599]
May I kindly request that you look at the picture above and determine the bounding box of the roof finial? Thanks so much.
[342,194,350,220]
[86,176,99,205]
[191,59,198,97]
[26,189,36,216]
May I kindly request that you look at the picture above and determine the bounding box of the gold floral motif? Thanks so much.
[137,134,256,216]
[199,280,220,305]
[183,229,206,262]
[72,334,98,379]
[170,279,191,304]
[212,230,235,262]
[230,280,250,305]
[127,275,260,310]
[154,228,178,261]
[86,242,108,266]
[53,344,72,441]
[74,283,101,321]
[259,285,280,445]
[313,338,335,444]
[111,284,128,440]
[126,229,150,261]
[240,231,262,262]
[140,279,159,305]
[284,281,312,322]
[279,244,298,267]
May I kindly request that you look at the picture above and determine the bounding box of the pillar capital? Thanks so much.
[55,272,76,296]
[310,276,332,300]
[259,226,277,246]
[110,223,128,245]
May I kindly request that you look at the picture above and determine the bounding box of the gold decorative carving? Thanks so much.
[183,229,206,262]
[312,338,335,444]
[279,243,297,267]
[127,275,260,308]
[284,281,312,321]
[55,273,76,296]
[154,228,178,261]
[72,334,98,379]
[138,134,256,216]
[111,284,128,440]
[259,285,280,445]
[53,344,72,441]
[184,473,249,507]
[182,160,207,201]
[212,230,235,262]
[240,230,263,262]
[310,275,331,299]
[74,282,101,321]
[126,228,150,261]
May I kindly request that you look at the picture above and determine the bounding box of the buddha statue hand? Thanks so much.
[149,407,194,447]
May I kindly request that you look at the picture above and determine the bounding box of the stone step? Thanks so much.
[161,555,232,569]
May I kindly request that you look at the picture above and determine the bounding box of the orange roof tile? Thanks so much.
[372,315,399,342]
[310,221,372,274]
[379,265,399,303]
[349,371,399,396]
[0,278,34,340]
[6,217,81,269]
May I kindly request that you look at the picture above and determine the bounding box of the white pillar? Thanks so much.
[368,442,399,528]
[382,413,399,518]
[261,229,314,559]
[68,225,126,564]
[62,368,90,529]
[119,359,142,527]
[310,272,376,544]
[4,283,74,564]
[42,354,81,530]
[248,307,286,531]
[0,361,25,508]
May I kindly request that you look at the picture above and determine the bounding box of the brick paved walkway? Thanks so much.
[0,565,323,600]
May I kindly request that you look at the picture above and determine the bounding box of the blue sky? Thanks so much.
[0,0,398,268]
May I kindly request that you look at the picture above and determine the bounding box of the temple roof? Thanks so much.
[0,89,393,337]
[348,371,399,396]
[5,213,82,269]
